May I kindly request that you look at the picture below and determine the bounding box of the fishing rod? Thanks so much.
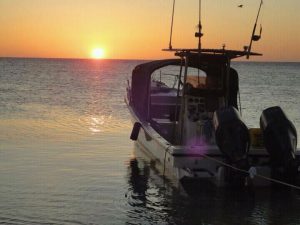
[247,0,263,59]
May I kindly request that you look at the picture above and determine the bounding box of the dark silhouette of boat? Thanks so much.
[125,0,299,188]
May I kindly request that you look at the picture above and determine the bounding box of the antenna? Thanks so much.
[195,0,203,51]
[247,0,263,59]
[169,0,176,50]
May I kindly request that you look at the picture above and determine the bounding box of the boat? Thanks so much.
[125,0,299,188]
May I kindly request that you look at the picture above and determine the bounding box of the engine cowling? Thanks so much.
[260,106,298,172]
[213,107,250,165]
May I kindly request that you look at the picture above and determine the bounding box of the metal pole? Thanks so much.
[169,0,176,50]
[198,0,202,51]
[179,54,189,144]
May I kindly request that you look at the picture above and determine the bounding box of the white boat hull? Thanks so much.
[126,98,291,187]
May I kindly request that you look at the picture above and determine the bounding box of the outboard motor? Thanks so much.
[260,106,298,181]
[213,107,250,185]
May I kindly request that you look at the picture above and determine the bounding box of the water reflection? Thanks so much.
[126,144,300,225]
[127,159,149,206]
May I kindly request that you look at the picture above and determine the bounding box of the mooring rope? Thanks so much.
[201,154,300,190]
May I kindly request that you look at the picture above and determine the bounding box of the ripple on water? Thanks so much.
[0,59,300,225]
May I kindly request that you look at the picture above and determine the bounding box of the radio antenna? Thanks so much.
[195,0,203,51]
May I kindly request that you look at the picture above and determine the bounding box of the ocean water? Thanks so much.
[0,58,299,225]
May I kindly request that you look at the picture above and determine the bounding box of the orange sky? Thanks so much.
[0,0,299,61]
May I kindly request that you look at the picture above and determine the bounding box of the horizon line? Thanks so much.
[0,56,299,63]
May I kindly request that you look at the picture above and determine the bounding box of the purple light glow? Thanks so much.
[185,136,208,155]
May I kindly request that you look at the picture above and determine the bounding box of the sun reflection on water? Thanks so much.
[88,116,105,133]
[81,114,130,135]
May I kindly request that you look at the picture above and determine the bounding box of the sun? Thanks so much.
[91,48,105,59]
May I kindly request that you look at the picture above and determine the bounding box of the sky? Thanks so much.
[0,0,299,61]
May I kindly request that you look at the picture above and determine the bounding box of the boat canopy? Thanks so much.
[131,59,180,119]
[131,52,239,119]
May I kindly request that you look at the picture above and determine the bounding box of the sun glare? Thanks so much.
[91,48,105,59]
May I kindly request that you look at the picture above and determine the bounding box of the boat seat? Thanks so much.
[150,93,181,120]
[150,104,180,120]
[151,118,177,143]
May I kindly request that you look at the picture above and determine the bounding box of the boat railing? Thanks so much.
[152,72,180,89]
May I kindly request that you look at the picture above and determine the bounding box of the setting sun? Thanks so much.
[91,48,105,59]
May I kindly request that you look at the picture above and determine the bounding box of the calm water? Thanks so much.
[0,58,299,225]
